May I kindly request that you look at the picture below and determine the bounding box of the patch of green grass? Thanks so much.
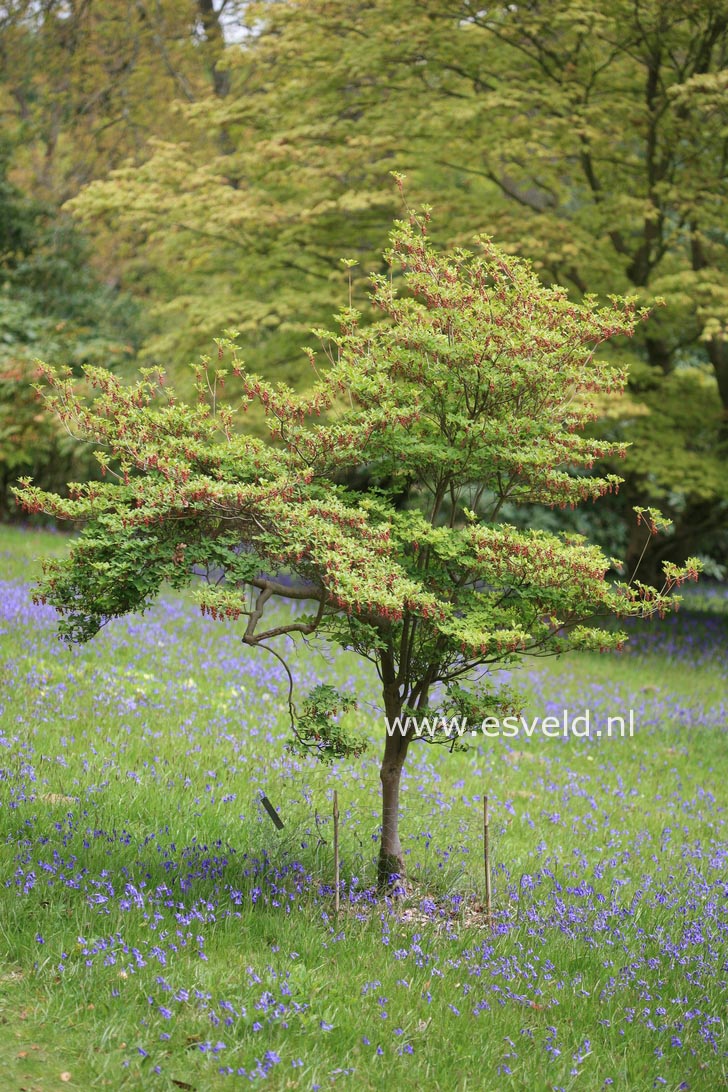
[0,525,726,1091]
[0,522,70,580]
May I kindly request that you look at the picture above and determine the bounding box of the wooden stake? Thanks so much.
[483,795,492,923]
[260,794,284,830]
[333,790,340,917]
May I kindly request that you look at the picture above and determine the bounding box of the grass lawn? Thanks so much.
[1,524,726,1091]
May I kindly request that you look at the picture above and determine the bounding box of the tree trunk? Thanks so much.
[705,336,728,443]
[377,686,410,892]
[644,336,674,374]
[691,231,728,440]
[196,0,231,98]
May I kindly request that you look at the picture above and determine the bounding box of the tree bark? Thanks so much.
[705,336,728,442]
[644,336,674,375]
[691,230,728,435]
[196,0,231,98]
[377,681,410,892]
[378,728,409,892]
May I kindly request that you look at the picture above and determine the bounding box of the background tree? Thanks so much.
[17,210,697,885]
[0,0,242,337]
[66,0,728,575]
[0,0,238,203]
[0,1,247,513]
[0,139,141,516]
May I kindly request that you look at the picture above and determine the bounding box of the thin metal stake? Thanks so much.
[333,790,340,917]
[484,795,492,924]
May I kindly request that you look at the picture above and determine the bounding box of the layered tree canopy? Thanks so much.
[61,0,728,573]
[0,0,725,570]
[16,211,699,883]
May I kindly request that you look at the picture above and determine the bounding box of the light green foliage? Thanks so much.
[0,1,242,434]
[16,213,699,875]
[66,0,728,568]
[17,213,697,736]
[0,0,239,204]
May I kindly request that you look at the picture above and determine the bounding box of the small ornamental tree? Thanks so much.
[17,203,699,889]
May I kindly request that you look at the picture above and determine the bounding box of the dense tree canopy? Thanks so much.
[17,212,699,883]
[62,0,728,573]
[0,0,246,513]
[0,0,724,570]
[0,0,238,202]
[0,140,140,515]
